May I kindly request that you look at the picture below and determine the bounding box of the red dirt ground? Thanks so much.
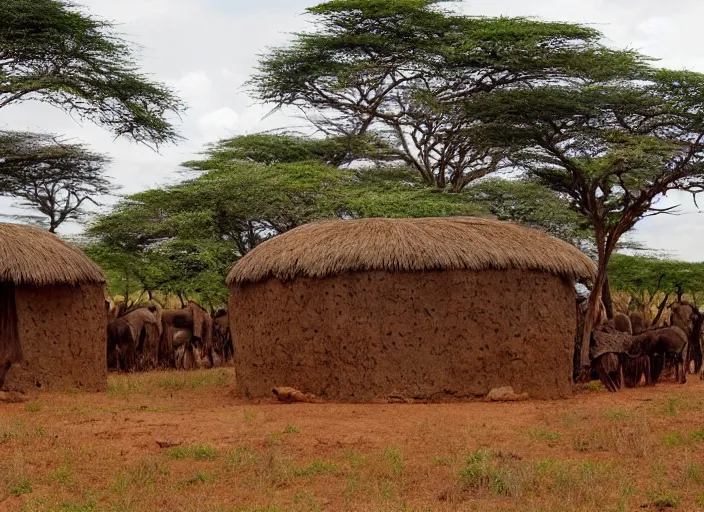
[2,369,704,512]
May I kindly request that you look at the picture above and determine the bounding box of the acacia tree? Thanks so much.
[463,70,704,373]
[89,130,590,304]
[0,131,112,232]
[609,254,704,316]
[1,0,184,147]
[251,0,645,191]
[193,132,401,169]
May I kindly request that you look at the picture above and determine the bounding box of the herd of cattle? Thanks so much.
[106,301,233,372]
[583,299,704,392]
[106,296,704,395]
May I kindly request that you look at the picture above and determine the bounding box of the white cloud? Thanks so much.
[174,71,213,109]
[198,107,240,140]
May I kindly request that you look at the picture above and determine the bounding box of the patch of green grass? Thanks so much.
[107,369,230,397]
[384,445,403,476]
[683,463,704,485]
[344,474,360,499]
[167,444,217,461]
[344,449,368,469]
[664,432,688,447]
[0,420,24,444]
[24,402,41,413]
[377,477,396,501]
[459,449,617,500]
[184,472,213,485]
[661,397,680,417]
[227,446,258,469]
[691,428,704,442]
[663,428,704,447]
[48,464,72,485]
[157,370,229,391]
[696,494,704,507]
[282,426,300,434]
[0,430,19,444]
[572,437,590,453]
[293,490,321,512]
[111,459,169,493]
[650,490,680,509]
[459,449,514,496]
[291,459,338,477]
[243,408,257,422]
[525,427,562,442]
[602,408,635,422]
[11,477,32,496]
[432,456,452,466]
[585,381,604,392]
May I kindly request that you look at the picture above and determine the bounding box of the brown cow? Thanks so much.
[637,326,689,384]
[613,313,632,335]
[629,311,647,335]
[161,302,214,369]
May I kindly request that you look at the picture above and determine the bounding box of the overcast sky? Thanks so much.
[2,0,704,260]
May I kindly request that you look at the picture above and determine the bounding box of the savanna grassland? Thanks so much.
[2,370,704,512]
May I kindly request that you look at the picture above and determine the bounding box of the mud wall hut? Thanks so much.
[0,224,107,392]
[227,217,596,401]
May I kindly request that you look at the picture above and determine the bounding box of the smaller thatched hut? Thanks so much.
[0,224,107,392]
[227,217,596,401]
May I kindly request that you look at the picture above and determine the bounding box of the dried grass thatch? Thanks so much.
[227,217,596,286]
[0,223,105,286]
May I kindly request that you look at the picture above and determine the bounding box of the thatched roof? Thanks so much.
[0,223,105,286]
[227,217,596,286]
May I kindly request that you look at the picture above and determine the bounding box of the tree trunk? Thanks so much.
[178,292,186,309]
[580,223,613,380]
[580,268,606,379]
[602,274,614,320]
[651,294,670,327]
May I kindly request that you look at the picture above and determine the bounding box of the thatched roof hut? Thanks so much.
[228,217,595,285]
[227,217,596,401]
[0,224,107,392]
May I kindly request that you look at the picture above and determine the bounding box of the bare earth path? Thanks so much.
[2,369,704,511]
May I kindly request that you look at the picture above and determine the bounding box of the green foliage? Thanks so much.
[291,460,338,477]
[0,0,183,146]
[384,445,404,476]
[89,126,591,302]
[10,477,32,496]
[609,254,704,297]
[88,152,489,302]
[465,178,592,249]
[187,132,400,168]
[167,445,217,461]
[0,131,112,232]
[252,0,647,190]
[461,59,704,371]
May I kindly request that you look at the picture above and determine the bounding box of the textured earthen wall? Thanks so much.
[3,283,107,392]
[229,269,576,401]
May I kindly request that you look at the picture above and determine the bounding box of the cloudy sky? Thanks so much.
[3,0,704,260]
